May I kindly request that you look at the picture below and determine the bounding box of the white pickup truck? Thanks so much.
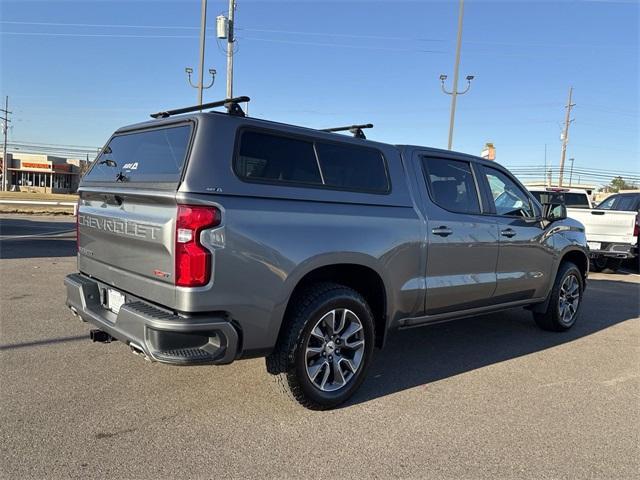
[528,187,638,272]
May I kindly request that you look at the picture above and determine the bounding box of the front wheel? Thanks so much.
[534,261,584,332]
[266,283,375,410]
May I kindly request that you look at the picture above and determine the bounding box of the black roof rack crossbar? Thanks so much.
[150,96,250,119]
[321,123,373,139]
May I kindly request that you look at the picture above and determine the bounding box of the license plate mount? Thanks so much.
[587,242,601,251]
[107,288,125,314]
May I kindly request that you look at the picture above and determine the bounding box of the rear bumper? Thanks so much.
[589,242,636,259]
[64,273,239,365]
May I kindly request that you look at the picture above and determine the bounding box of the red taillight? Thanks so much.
[175,205,221,287]
[634,213,639,237]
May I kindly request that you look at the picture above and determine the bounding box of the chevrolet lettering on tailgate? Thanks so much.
[78,214,161,241]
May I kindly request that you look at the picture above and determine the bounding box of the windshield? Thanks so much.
[84,124,192,185]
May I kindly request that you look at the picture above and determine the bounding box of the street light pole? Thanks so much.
[440,0,474,150]
[448,0,464,150]
[197,0,208,106]
[185,0,216,107]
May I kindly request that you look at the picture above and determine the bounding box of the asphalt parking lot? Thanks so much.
[1,215,638,479]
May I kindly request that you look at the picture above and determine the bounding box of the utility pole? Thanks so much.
[185,0,216,107]
[544,143,547,184]
[558,86,575,187]
[226,0,236,99]
[569,158,575,186]
[439,0,474,150]
[0,96,11,192]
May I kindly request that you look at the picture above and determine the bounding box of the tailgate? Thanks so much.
[568,208,637,244]
[77,123,193,308]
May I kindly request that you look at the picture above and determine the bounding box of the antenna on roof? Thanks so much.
[150,96,250,119]
[321,123,373,139]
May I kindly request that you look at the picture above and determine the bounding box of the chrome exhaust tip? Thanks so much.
[129,342,150,361]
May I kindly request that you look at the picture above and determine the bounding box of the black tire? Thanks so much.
[604,258,623,272]
[590,256,607,272]
[534,261,584,332]
[266,282,375,410]
[591,257,623,273]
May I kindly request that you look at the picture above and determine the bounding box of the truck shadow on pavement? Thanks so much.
[0,217,76,259]
[0,335,87,351]
[349,278,639,407]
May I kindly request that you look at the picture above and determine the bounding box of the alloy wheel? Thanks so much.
[558,274,580,324]
[304,308,366,392]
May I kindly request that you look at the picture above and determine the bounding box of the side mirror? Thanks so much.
[545,203,567,222]
[539,192,567,222]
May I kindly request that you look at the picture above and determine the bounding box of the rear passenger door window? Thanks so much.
[422,157,481,214]
[236,131,322,185]
[616,195,638,212]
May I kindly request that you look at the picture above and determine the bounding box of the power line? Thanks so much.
[9,140,100,149]
[4,20,636,50]
[238,35,446,54]
[1,31,198,39]
[507,168,640,183]
[2,30,563,59]
[0,30,448,54]
[508,166,640,176]
[0,20,444,42]
[0,20,200,30]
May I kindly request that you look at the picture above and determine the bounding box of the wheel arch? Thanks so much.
[559,248,589,283]
[531,247,588,314]
[276,260,389,349]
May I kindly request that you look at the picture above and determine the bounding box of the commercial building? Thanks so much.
[0,152,87,193]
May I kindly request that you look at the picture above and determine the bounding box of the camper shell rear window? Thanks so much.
[84,124,193,185]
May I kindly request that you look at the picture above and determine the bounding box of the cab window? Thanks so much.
[482,167,535,218]
[597,195,617,210]
[422,157,481,214]
[616,195,638,211]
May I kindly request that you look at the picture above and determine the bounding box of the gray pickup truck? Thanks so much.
[65,97,589,409]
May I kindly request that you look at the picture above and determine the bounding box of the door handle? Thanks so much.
[432,226,453,237]
[500,228,517,238]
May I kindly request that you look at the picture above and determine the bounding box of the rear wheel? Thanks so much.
[534,262,583,331]
[266,283,375,410]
